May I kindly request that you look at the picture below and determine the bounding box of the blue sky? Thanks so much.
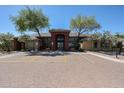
[0,5,124,36]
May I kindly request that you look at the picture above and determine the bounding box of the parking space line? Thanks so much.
[79,54,95,64]
[64,55,68,63]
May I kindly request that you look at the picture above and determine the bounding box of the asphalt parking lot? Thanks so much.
[0,52,124,87]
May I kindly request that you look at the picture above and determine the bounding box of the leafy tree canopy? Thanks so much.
[0,32,14,51]
[101,30,113,41]
[70,15,100,50]
[91,31,102,40]
[70,15,101,35]
[10,7,49,37]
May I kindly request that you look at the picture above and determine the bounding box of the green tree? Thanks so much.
[70,15,100,49]
[0,32,14,52]
[92,31,102,40]
[114,32,124,41]
[113,32,124,57]
[100,30,113,48]
[10,7,49,38]
[101,30,113,41]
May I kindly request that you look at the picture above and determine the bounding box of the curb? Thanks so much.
[87,51,124,63]
[0,52,25,59]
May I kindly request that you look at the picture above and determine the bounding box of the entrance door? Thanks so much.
[57,42,64,50]
[56,35,65,50]
[94,41,98,48]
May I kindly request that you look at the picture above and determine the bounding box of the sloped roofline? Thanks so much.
[49,29,70,32]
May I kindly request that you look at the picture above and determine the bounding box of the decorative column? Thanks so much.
[51,33,56,50]
[35,39,39,51]
[64,33,69,50]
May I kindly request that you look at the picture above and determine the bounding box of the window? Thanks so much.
[57,36,64,41]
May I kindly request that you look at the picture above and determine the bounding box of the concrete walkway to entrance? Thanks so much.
[0,52,26,59]
[87,51,124,63]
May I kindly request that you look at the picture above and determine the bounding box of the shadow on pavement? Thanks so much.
[25,51,74,57]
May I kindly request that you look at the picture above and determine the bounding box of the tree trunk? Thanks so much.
[35,27,41,38]
[75,32,80,50]
[35,27,42,51]
[77,33,81,43]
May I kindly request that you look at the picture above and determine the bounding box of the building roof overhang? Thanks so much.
[49,29,70,33]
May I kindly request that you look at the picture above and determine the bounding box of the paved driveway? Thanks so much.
[0,52,124,87]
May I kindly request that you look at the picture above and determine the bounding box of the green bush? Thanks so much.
[79,48,85,52]
[74,43,80,50]
[0,32,14,52]
[21,49,26,52]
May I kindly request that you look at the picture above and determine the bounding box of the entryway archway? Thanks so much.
[49,29,70,51]
[56,35,65,50]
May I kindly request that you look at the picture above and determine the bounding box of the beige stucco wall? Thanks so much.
[80,40,101,50]
[25,40,36,50]
[80,41,94,49]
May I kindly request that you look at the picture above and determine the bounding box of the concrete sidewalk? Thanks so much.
[0,52,26,59]
[87,51,124,63]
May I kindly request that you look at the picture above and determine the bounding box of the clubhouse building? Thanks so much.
[11,29,109,51]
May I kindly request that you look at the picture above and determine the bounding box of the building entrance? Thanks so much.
[56,35,65,50]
